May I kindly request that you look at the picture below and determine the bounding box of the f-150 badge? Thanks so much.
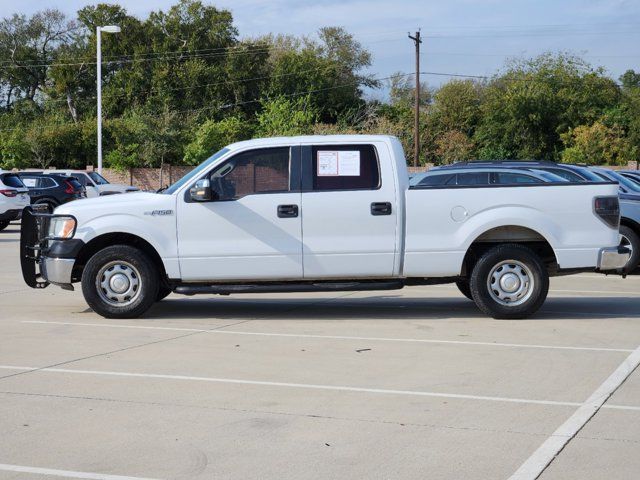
[144,210,174,216]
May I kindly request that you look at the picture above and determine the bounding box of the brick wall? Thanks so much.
[92,165,193,191]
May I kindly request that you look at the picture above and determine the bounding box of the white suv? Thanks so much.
[45,170,138,198]
[0,171,30,231]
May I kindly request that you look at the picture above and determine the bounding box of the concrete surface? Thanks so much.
[0,221,639,479]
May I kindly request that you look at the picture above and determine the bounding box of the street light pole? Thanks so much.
[96,26,102,174]
[96,25,120,174]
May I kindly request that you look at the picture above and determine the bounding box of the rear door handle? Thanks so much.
[277,204,299,218]
[371,202,392,216]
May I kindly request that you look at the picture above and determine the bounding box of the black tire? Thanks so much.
[620,225,640,273]
[156,284,172,301]
[0,220,9,231]
[81,245,159,319]
[455,279,473,300]
[469,244,549,319]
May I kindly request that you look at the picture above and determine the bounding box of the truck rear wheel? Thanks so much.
[469,244,549,319]
[620,225,639,273]
[81,245,159,319]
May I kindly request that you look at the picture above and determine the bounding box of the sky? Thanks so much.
[2,0,640,98]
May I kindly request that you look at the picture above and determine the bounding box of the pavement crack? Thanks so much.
[0,318,252,383]
[0,389,558,440]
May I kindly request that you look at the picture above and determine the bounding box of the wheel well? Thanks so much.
[72,232,167,283]
[461,226,557,277]
[34,196,59,205]
[621,217,640,236]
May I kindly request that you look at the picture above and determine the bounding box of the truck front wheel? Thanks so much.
[469,244,549,319]
[81,245,159,318]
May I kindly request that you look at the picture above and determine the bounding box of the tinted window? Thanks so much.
[417,173,454,186]
[456,172,489,185]
[71,174,87,186]
[543,168,582,182]
[1,174,25,188]
[38,177,56,188]
[88,172,110,185]
[312,145,380,191]
[492,172,541,184]
[209,147,290,200]
[67,178,83,190]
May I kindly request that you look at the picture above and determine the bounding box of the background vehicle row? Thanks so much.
[0,171,30,231]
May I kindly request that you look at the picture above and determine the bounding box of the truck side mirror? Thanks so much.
[189,179,213,202]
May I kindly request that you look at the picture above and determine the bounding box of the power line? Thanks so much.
[0,71,416,132]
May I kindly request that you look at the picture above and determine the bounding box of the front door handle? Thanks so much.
[277,204,299,218]
[371,202,392,216]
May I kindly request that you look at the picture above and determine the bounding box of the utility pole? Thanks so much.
[408,30,422,168]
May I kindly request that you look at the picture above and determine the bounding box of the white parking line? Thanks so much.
[20,321,634,353]
[509,344,640,480]
[0,463,160,480]
[0,365,583,407]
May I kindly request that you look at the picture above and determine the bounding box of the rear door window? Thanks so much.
[38,177,56,188]
[416,173,454,186]
[492,172,541,184]
[311,145,380,191]
[455,172,490,185]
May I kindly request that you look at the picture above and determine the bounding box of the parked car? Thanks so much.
[436,162,639,272]
[16,172,86,213]
[617,170,640,188]
[44,170,138,197]
[409,167,568,187]
[21,135,627,320]
[588,168,640,271]
[435,160,605,182]
[0,171,30,231]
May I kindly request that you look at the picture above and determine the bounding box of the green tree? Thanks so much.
[561,121,635,165]
[183,116,247,165]
[255,95,317,137]
[475,53,621,160]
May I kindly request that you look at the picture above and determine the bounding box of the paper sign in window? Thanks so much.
[337,151,360,176]
[22,178,37,187]
[317,151,339,176]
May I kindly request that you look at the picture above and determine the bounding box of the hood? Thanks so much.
[96,183,139,194]
[54,191,161,216]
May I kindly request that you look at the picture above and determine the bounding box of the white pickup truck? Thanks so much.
[21,135,628,319]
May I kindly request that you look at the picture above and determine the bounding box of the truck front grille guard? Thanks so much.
[20,206,53,289]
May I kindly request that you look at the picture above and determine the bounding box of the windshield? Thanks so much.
[163,148,230,195]
[595,169,640,193]
[604,169,640,193]
[530,170,569,182]
[573,167,606,182]
[88,172,110,185]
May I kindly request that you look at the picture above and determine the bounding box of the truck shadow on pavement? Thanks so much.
[144,295,640,321]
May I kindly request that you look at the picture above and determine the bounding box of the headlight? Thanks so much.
[48,216,77,240]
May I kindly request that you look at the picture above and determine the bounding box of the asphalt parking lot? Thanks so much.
[1,221,639,480]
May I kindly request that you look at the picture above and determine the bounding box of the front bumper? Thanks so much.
[20,207,79,290]
[597,246,631,271]
[41,256,75,287]
[0,209,22,221]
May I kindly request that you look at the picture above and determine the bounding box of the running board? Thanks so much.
[174,280,405,296]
